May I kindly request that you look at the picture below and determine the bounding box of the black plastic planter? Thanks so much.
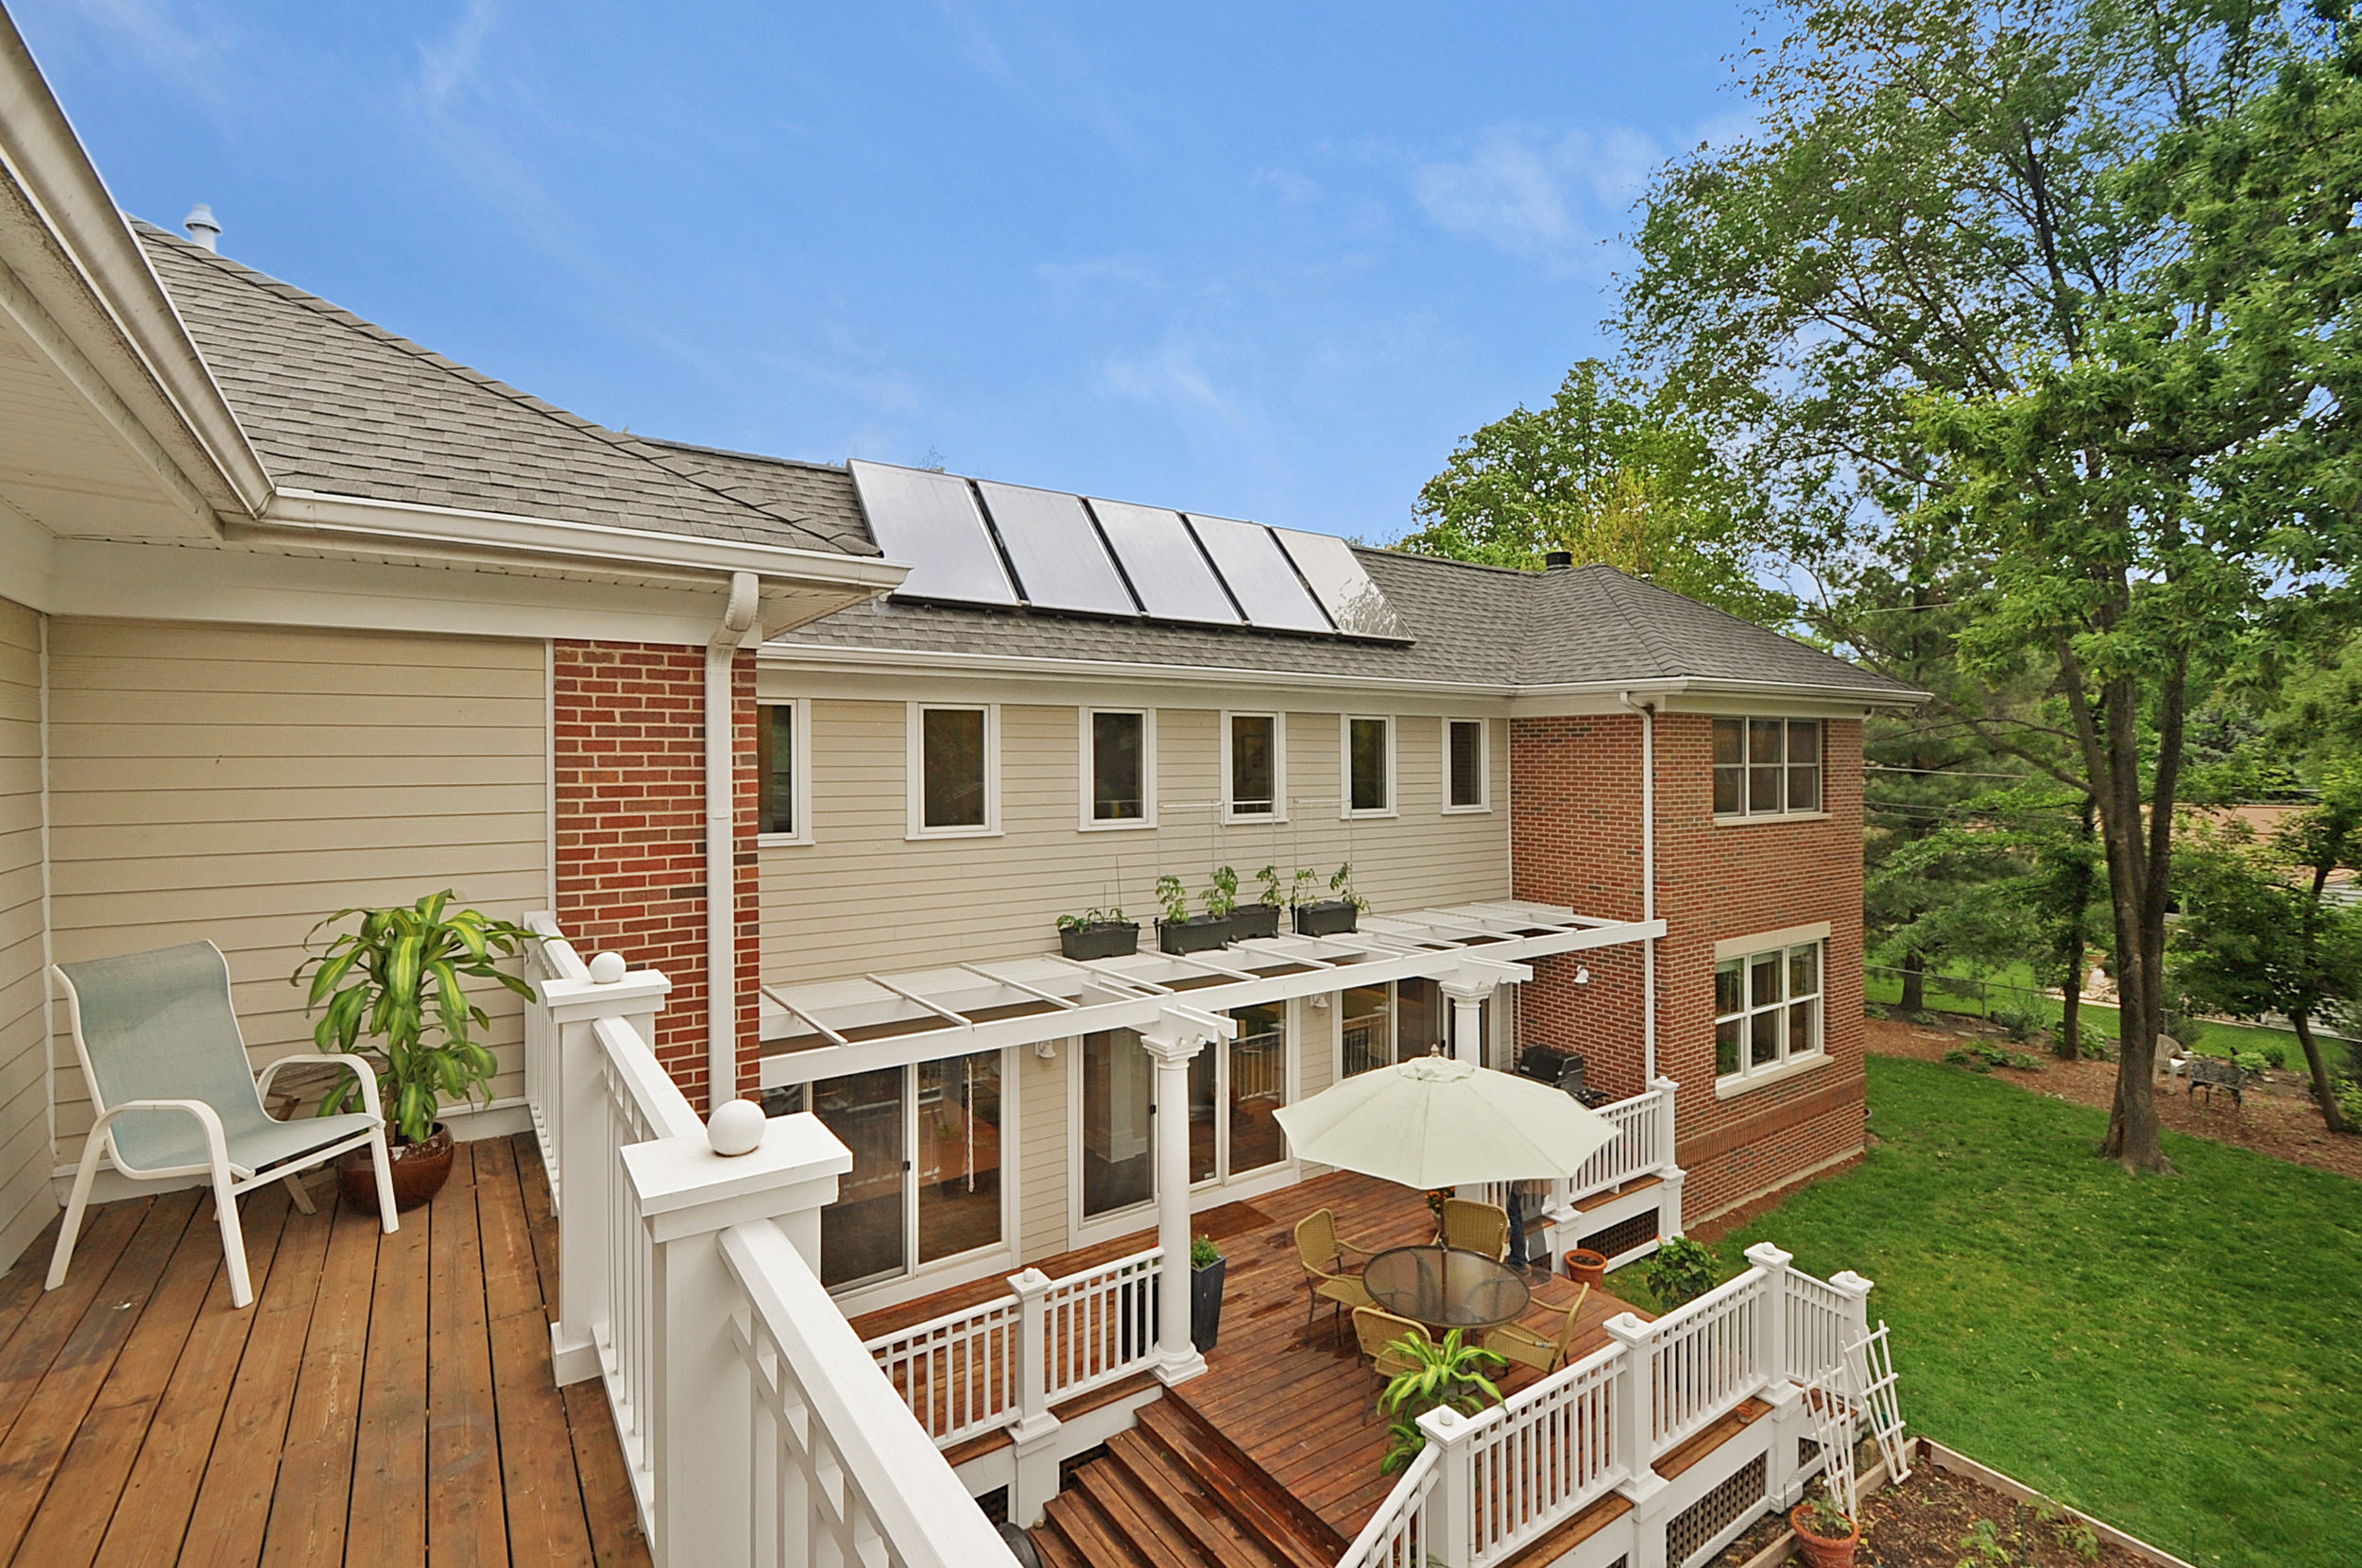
[1158,914,1236,955]
[1058,921,1139,961]
[1292,900,1359,937]
[1231,904,1282,940]
[1190,1255,1226,1353]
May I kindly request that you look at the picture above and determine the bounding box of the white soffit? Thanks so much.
[848,459,1017,605]
[975,479,1137,615]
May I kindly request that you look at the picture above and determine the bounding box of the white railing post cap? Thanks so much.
[1600,1310,1652,1343]
[1743,1241,1794,1270]
[1828,1269,1874,1298]
[588,950,627,984]
[1006,1266,1053,1296]
[708,1097,766,1156]
[1414,1404,1469,1442]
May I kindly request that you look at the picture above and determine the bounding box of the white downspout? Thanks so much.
[1619,692,1657,1082]
[707,572,760,1107]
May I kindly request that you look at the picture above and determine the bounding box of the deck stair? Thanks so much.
[1031,1398,1344,1568]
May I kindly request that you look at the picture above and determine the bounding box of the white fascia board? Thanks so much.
[248,487,909,593]
[759,639,1511,700]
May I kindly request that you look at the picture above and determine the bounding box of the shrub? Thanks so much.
[1992,1003,2045,1042]
[2233,1048,2271,1078]
[2259,1041,2287,1070]
[1644,1236,1721,1308]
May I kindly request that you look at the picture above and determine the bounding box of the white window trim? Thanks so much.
[1714,933,1827,1090]
[1078,707,1157,831]
[1441,717,1491,814]
[906,701,1001,840]
[1221,710,1289,824]
[1711,716,1828,824]
[756,698,813,847]
[1341,713,1397,820]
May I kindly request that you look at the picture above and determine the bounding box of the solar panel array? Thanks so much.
[847,459,1412,643]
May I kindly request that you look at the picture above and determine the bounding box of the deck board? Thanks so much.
[0,1136,646,1568]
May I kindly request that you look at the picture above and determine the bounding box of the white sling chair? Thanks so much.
[48,941,399,1308]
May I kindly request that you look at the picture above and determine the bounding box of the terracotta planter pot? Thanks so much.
[340,1124,454,1211]
[1790,1505,1860,1568]
[1566,1248,1608,1287]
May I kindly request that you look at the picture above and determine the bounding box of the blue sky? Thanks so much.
[15,2,1755,540]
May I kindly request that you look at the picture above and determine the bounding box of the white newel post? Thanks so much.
[1006,1265,1065,1525]
[620,1108,851,1567]
[1413,1406,1480,1568]
[1744,1242,1794,1391]
[1829,1269,1874,1348]
[1140,1010,1226,1388]
[1602,1312,1668,1531]
[1650,1074,1679,1171]
[1651,1075,1685,1240]
[542,960,673,1388]
[1441,977,1492,1066]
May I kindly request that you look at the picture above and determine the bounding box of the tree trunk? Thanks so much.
[2057,958,2083,1060]
[2076,662,2173,1174]
[1900,951,1926,1014]
[2290,1012,2353,1135]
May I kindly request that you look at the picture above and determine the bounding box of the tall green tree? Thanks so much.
[1397,362,1790,623]
[1621,0,2362,1171]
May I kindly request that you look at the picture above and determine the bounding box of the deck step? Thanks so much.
[1134,1400,1341,1568]
[1075,1461,1213,1568]
[1103,1429,1292,1568]
[1039,1487,1154,1568]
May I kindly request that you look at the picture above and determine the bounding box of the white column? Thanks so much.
[621,1106,850,1566]
[541,962,672,1388]
[1440,978,1493,1066]
[1140,1013,1224,1386]
[1412,1405,1480,1568]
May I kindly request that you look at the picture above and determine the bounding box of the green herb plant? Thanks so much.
[1794,1486,1854,1540]
[1378,1328,1505,1474]
[1155,875,1190,925]
[293,891,538,1146]
[1255,864,1284,908]
[1955,1517,2014,1567]
[1330,861,1369,913]
[1056,907,1127,932]
[1190,1235,1224,1269]
[1290,867,1320,908]
[1203,864,1239,919]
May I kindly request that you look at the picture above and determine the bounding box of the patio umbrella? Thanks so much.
[1271,1053,1617,1190]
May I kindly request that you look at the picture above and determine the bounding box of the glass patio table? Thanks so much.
[1361,1245,1531,1332]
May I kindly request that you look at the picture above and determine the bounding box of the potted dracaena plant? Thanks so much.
[1233,863,1285,940]
[293,891,538,1207]
[1055,906,1138,960]
[1378,1329,1506,1474]
[1294,861,1362,937]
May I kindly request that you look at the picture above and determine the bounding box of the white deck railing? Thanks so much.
[1464,1342,1624,1563]
[865,1294,1022,1449]
[1635,1267,1769,1454]
[522,912,1020,1568]
[1338,1442,1442,1568]
[1567,1081,1670,1196]
[1041,1247,1163,1403]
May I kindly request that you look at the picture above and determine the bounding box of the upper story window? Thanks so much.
[1224,712,1286,822]
[757,701,810,844]
[1716,938,1823,1082]
[1083,708,1155,829]
[1344,715,1394,817]
[1444,719,1489,812]
[908,703,999,837]
[1713,718,1822,817]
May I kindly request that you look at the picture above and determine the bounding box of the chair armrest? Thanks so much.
[91,1098,232,1174]
[1332,1229,1384,1259]
[255,1053,384,1123]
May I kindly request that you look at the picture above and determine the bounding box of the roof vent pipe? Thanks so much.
[1542,550,1574,571]
[182,204,221,252]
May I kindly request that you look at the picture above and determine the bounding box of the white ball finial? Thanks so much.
[588,951,626,984]
[708,1097,766,1156]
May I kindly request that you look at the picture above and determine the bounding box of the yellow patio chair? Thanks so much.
[1354,1305,1434,1419]
[1439,1196,1510,1261]
[1295,1205,1380,1336]
[1483,1283,1591,1375]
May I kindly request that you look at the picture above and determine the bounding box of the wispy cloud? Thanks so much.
[1099,334,1241,425]
[50,0,235,105]
[419,0,499,110]
[1410,125,1659,266]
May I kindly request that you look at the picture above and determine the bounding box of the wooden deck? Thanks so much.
[0,1133,647,1568]
[853,1168,1656,1546]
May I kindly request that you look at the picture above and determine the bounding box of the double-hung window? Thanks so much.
[756,700,811,844]
[1344,715,1394,817]
[1444,719,1488,812]
[1082,708,1155,828]
[1715,938,1823,1084]
[908,703,999,837]
[1712,718,1823,817]
[1224,712,1286,822]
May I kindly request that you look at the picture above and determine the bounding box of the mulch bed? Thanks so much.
[1862,1015,2362,1182]
[1709,1463,2157,1566]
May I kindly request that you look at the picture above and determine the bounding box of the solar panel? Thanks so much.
[1087,499,1241,624]
[975,481,1138,616]
[1186,514,1333,634]
[849,460,1017,605]
[1274,528,1412,640]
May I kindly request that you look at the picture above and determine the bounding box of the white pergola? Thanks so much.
[757,898,1663,1379]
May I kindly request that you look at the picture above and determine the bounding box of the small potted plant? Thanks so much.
[293,891,537,1208]
[1233,863,1285,940]
[1789,1485,1859,1567]
[1293,861,1362,937]
[1155,874,1233,955]
[1189,1235,1226,1352]
[1056,907,1138,961]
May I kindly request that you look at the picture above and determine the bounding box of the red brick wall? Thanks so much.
[1511,710,1867,1223]
[553,641,761,1111]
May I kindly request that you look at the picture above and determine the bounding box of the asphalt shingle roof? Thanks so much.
[136,224,878,556]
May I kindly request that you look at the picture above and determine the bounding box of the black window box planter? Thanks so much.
[1231,904,1282,941]
[1292,900,1359,937]
[1058,921,1139,961]
[1157,913,1236,955]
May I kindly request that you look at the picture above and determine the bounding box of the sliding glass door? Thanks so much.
[1188,1001,1292,1186]
[1081,1028,1155,1220]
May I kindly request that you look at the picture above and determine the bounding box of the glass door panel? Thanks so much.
[1341,983,1393,1078]
[916,1051,1001,1264]
[1227,1002,1289,1175]
[812,1066,905,1289]
[1396,977,1442,1060]
[1081,1029,1154,1219]
[1188,1048,1218,1185]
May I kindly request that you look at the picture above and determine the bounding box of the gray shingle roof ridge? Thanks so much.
[1350,541,1536,580]
[132,220,865,547]
[1572,562,1919,692]
[637,435,850,475]
[1577,563,1689,681]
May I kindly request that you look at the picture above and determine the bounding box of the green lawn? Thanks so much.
[1660,1056,2362,1567]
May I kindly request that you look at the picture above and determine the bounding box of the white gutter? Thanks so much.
[1620,692,1658,1082]
[708,571,760,1105]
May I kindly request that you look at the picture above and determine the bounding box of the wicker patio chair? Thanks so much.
[1483,1283,1592,1375]
[1295,1206,1381,1336]
[1354,1305,1434,1420]
[1439,1197,1511,1261]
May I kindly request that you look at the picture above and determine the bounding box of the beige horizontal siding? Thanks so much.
[45,620,548,1165]
[1017,1043,1068,1265]
[0,598,50,1270]
[759,701,1511,986]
